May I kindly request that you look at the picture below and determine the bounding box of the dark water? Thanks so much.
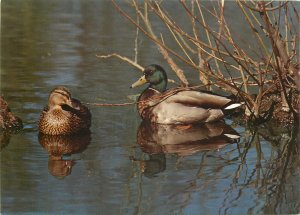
[1,1,299,214]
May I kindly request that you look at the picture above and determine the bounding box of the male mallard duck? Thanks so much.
[131,64,241,124]
[39,86,91,135]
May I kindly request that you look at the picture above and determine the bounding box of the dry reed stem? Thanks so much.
[191,1,211,88]
[96,52,179,85]
[239,65,248,94]
[104,0,298,122]
[134,0,189,87]
[134,12,140,63]
[180,1,260,86]
[195,0,222,76]
[284,4,290,54]
[148,3,239,74]
[155,3,196,67]
[144,1,253,101]
[240,0,288,12]
[237,0,270,58]
[96,53,144,71]
[258,1,296,113]
[111,0,190,86]
[151,2,248,65]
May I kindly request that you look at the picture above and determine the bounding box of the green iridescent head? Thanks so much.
[131,64,167,92]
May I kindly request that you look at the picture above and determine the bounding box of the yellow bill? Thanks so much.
[130,75,147,88]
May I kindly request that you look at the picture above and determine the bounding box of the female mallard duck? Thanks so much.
[131,64,241,124]
[39,86,91,135]
[0,96,23,131]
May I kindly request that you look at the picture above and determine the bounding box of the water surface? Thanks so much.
[1,1,299,214]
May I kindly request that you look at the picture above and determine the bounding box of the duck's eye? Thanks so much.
[145,70,154,77]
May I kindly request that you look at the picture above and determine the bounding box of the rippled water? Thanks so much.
[1,1,299,214]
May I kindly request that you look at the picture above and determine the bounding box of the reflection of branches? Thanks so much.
[219,130,257,215]
[262,125,299,213]
[129,121,299,213]
[218,123,299,214]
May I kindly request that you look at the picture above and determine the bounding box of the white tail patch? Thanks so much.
[224,103,242,110]
[224,133,240,139]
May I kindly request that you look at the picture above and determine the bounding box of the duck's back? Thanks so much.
[71,98,92,127]
[138,88,232,124]
[39,100,91,135]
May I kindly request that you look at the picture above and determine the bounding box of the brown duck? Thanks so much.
[131,64,242,124]
[39,86,91,135]
[0,96,23,131]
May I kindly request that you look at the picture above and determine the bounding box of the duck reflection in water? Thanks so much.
[1,132,11,151]
[133,121,240,176]
[137,121,240,156]
[39,131,91,179]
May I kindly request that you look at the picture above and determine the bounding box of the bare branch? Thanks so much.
[96,53,144,71]
[112,0,189,86]
[240,0,289,12]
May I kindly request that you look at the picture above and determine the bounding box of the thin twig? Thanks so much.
[96,53,144,71]
[112,0,189,86]
[156,3,196,66]
[181,1,260,86]
[240,0,289,12]
[134,12,140,63]
[196,0,222,76]
[237,0,270,58]
[86,102,136,107]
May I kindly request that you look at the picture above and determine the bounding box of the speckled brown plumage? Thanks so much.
[38,87,91,135]
[0,96,23,131]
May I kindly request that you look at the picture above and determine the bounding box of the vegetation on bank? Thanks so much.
[98,0,299,124]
